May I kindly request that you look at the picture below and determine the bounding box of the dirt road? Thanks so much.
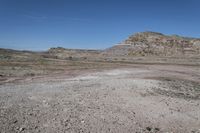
[0,65,200,133]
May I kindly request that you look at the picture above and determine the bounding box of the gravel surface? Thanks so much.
[0,65,200,133]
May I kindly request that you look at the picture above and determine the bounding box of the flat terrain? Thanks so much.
[0,64,200,133]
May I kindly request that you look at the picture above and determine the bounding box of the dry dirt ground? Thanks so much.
[0,64,200,133]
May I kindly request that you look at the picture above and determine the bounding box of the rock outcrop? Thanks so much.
[104,32,200,57]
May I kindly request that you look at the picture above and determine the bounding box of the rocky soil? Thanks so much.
[0,64,200,133]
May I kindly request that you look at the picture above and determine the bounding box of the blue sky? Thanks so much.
[0,0,200,50]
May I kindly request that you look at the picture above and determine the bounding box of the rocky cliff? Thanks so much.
[104,32,200,57]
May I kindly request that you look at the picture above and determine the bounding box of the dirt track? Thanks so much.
[0,65,200,133]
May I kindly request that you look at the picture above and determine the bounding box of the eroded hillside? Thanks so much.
[104,32,200,57]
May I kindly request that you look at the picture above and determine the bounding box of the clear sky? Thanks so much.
[0,0,200,50]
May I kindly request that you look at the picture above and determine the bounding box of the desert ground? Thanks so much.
[0,61,200,133]
[1,32,200,133]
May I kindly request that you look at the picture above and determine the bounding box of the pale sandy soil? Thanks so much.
[0,65,200,133]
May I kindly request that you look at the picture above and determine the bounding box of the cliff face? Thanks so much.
[104,32,200,57]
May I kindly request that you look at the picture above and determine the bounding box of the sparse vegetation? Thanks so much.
[0,32,200,133]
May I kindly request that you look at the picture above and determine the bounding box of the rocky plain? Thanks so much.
[0,32,200,133]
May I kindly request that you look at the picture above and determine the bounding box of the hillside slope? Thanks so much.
[104,32,200,57]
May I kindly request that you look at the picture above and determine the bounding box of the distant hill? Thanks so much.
[47,47,102,60]
[1,31,200,60]
[103,31,200,57]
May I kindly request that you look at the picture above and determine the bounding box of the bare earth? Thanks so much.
[0,64,200,133]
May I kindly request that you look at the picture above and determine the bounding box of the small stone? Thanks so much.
[154,127,160,131]
[28,112,33,116]
[13,120,18,123]
[146,127,152,131]
[19,127,25,131]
